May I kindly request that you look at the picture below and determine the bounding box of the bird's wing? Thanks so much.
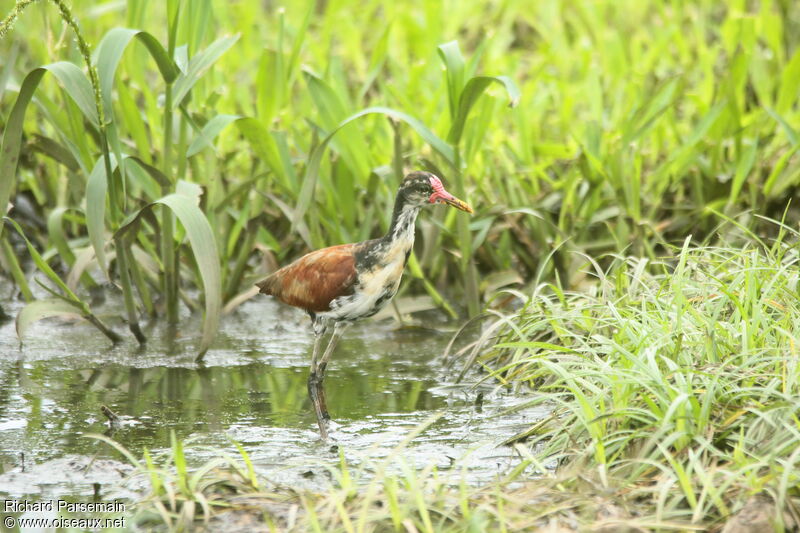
[257,243,358,312]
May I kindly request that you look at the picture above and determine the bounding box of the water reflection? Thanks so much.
[0,297,547,498]
[1,330,448,464]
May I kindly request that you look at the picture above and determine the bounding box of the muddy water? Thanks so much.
[0,293,548,501]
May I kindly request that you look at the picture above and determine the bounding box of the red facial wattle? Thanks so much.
[427,176,473,213]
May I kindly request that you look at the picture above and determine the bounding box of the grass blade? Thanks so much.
[437,41,466,120]
[186,114,241,157]
[40,61,99,127]
[116,189,221,357]
[16,298,83,341]
[172,34,240,108]
[86,154,120,278]
[95,27,179,116]
[448,75,520,144]
[0,68,46,235]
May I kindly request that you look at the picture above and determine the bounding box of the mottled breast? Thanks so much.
[323,238,412,321]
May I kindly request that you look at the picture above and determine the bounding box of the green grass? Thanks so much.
[450,232,800,528]
[1,0,799,349]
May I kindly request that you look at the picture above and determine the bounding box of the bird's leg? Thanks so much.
[313,322,350,421]
[316,322,350,383]
[308,323,325,378]
[307,316,329,439]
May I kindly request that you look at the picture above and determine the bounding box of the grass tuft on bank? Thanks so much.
[456,235,800,528]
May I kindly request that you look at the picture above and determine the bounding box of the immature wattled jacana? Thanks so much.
[257,171,472,439]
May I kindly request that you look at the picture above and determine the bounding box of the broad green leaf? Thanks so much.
[0,61,114,237]
[87,154,172,268]
[437,41,466,120]
[172,34,240,108]
[95,27,179,116]
[448,75,520,144]
[235,118,283,174]
[154,194,221,356]
[126,156,171,188]
[304,71,370,177]
[2,69,50,235]
[86,154,120,277]
[117,80,151,163]
[185,114,284,178]
[174,45,189,74]
[116,194,221,356]
[176,179,202,199]
[40,62,99,127]
[16,299,83,341]
[256,49,284,124]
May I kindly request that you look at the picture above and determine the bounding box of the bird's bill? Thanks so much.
[428,175,474,213]
[429,188,473,213]
[439,194,474,213]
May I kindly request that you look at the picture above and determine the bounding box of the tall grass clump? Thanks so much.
[0,0,238,354]
[453,234,800,527]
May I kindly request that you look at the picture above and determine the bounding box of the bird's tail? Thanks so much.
[255,274,278,296]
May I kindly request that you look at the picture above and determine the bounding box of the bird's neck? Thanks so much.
[385,196,420,245]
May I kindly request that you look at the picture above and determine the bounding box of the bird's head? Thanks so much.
[399,171,473,213]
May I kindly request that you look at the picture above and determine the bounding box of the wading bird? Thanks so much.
[257,172,473,439]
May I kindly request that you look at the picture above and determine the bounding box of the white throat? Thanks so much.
[389,205,420,244]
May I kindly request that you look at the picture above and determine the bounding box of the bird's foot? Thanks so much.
[315,418,342,442]
[308,375,331,440]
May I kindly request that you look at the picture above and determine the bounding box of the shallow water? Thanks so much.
[0,290,548,502]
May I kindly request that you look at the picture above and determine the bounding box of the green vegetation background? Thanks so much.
[2,0,797,345]
[2,0,800,529]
